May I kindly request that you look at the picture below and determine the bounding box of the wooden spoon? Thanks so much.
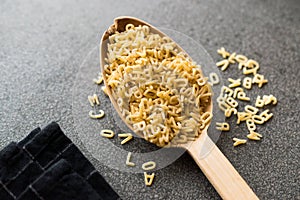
[100,16,259,200]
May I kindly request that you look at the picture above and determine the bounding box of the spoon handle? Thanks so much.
[187,134,259,200]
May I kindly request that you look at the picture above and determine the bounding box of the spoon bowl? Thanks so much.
[100,16,258,200]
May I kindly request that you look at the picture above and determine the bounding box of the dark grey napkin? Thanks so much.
[0,122,120,200]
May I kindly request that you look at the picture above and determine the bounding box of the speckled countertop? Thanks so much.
[0,0,299,199]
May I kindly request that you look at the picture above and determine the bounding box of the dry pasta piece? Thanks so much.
[216,59,230,71]
[225,108,237,117]
[237,92,250,101]
[126,152,135,167]
[226,97,238,108]
[235,54,248,64]
[247,131,263,141]
[255,95,265,108]
[196,77,208,86]
[217,47,230,58]
[243,60,259,75]
[242,77,252,89]
[100,129,115,138]
[176,135,188,143]
[133,121,146,131]
[233,87,250,101]
[93,74,103,85]
[144,172,155,186]
[259,109,273,122]
[243,66,259,75]
[237,112,252,124]
[118,133,133,145]
[217,95,231,112]
[88,94,100,106]
[221,86,234,97]
[246,119,256,131]
[216,122,230,131]
[142,161,156,171]
[89,110,105,119]
[233,138,247,147]
[209,72,220,85]
[125,23,135,31]
[233,87,244,98]
[253,74,268,88]
[244,105,259,115]
[228,52,236,64]
[101,86,108,96]
[187,135,196,141]
[218,100,231,112]
[200,112,212,129]
[246,59,259,69]
[252,115,265,124]
[228,78,241,88]
[217,94,227,103]
[238,61,247,70]
[263,95,277,105]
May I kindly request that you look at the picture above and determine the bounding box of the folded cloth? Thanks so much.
[0,142,43,199]
[0,122,120,200]
[0,143,40,199]
[17,128,41,147]
[17,159,101,200]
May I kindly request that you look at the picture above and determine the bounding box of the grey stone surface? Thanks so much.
[0,0,299,199]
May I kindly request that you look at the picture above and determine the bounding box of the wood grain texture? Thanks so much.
[188,133,259,200]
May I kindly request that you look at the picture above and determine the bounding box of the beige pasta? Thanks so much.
[253,74,268,88]
[126,152,135,167]
[142,161,156,171]
[233,138,247,147]
[243,59,259,75]
[226,97,238,108]
[100,129,115,138]
[101,86,108,96]
[93,74,103,85]
[260,109,273,122]
[237,112,252,124]
[228,52,236,64]
[263,95,277,105]
[218,100,231,112]
[237,92,250,101]
[209,72,220,85]
[228,78,241,88]
[244,105,259,115]
[216,122,230,131]
[235,54,248,64]
[225,108,237,117]
[216,59,230,71]
[217,47,230,58]
[88,94,100,106]
[242,77,252,89]
[233,87,244,98]
[144,172,155,186]
[215,48,277,147]
[104,24,212,147]
[221,86,234,97]
[118,133,133,145]
[255,96,265,108]
[247,131,263,141]
[246,119,256,131]
[176,134,188,144]
[89,110,105,119]
[252,115,265,124]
